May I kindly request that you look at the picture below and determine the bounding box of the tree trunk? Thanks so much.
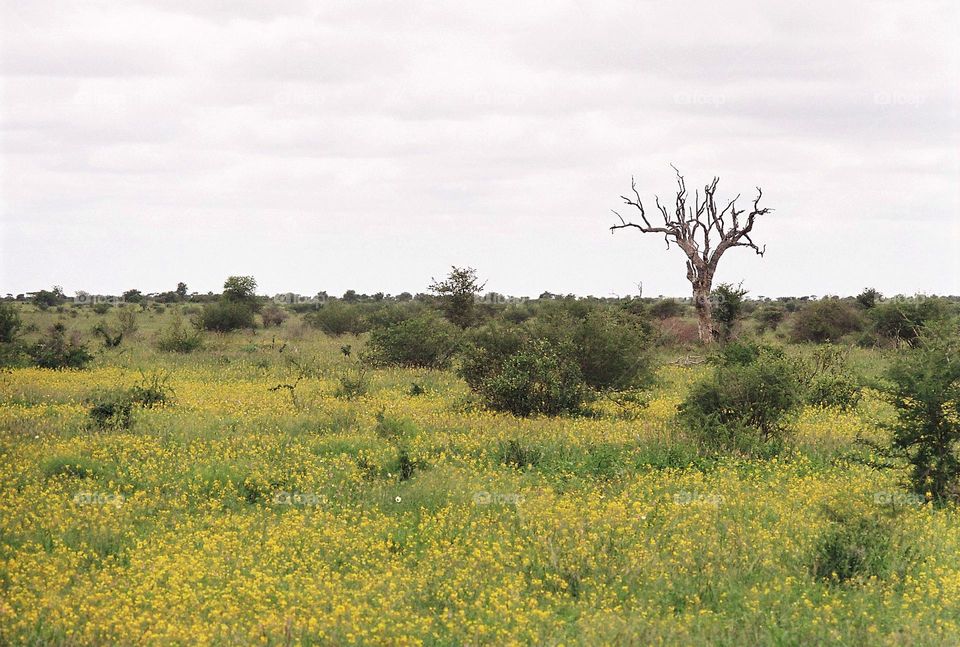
[692,280,714,343]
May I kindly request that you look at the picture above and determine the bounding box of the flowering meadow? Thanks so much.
[1,315,959,645]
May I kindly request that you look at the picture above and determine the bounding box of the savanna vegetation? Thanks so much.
[1,274,959,645]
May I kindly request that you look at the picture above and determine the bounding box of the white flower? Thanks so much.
[394,496,402,503]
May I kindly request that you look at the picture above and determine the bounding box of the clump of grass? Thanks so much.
[86,371,174,429]
[42,455,102,480]
[499,438,543,469]
[156,311,203,353]
[810,509,907,584]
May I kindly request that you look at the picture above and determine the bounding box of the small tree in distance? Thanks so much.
[430,266,486,328]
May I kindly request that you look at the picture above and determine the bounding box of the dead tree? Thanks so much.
[610,165,771,342]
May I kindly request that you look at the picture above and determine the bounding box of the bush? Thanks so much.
[711,340,764,366]
[366,312,459,369]
[796,346,862,410]
[754,304,786,332]
[810,511,894,584]
[86,375,172,430]
[807,374,862,410]
[868,299,946,346]
[86,388,136,429]
[306,303,368,336]
[198,300,255,332]
[477,338,585,416]
[791,300,862,343]
[429,266,485,328]
[157,312,203,353]
[261,305,288,327]
[678,349,802,451]
[28,324,93,369]
[885,322,960,501]
[712,283,748,342]
[648,299,685,320]
[0,302,21,343]
[92,302,111,315]
[458,321,529,391]
[117,309,138,335]
[92,323,123,348]
[572,309,654,391]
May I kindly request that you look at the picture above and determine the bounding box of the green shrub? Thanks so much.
[87,374,173,429]
[117,308,138,335]
[366,312,459,369]
[198,300,255,332]
[711,340,765,366]
[869,298,946,346]
[157,312,203,353]
[754,304,786,332]
[92,322,123,348]
[306,302,368,336]
[807,374,862,410]
[678,349,802,450]
[28,324,94,369]
[478,338,585,416]
[458,321,529,391]
[0,302,21,343]
[796,346,862,410]
[260,305,288,327]
[429,266,485,328]
[128,370,173,408]
[572,309,654,391]
[86,388,136,429]
[648,299,685,320]
[791,300,862,343]
[92,302,111,315]
[810,512,894,584]
[499,438,544,468]
[712,283,748,342]
[886,322,960,501]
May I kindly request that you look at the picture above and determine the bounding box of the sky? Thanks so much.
[1,0,958,299]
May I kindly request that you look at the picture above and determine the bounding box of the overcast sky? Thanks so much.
[2,0,958,299]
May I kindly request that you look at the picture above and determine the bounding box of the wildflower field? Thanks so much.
[1,307,959,646]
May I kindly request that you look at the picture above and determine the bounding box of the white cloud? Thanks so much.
[1,0,958,297]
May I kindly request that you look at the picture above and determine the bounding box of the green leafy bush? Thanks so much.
[28,324,94,369]
[572,309,654,391]
[366,312,459,369]
[810,511,895,584]
[678,348,802,451]
[87,373,173,429]
[305,302,368,336]
[796,346,862,410]
[712,283,748,342]
[868,298,946,346]
[198,300,255,332]
[791,300,862,343]
[477,338,585,416]
[0,302,21,343]
[886,322,960,501]
[260,305,288,327]
[157,312,203,353]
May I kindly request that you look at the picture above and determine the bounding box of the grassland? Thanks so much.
[1,304,958,645]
